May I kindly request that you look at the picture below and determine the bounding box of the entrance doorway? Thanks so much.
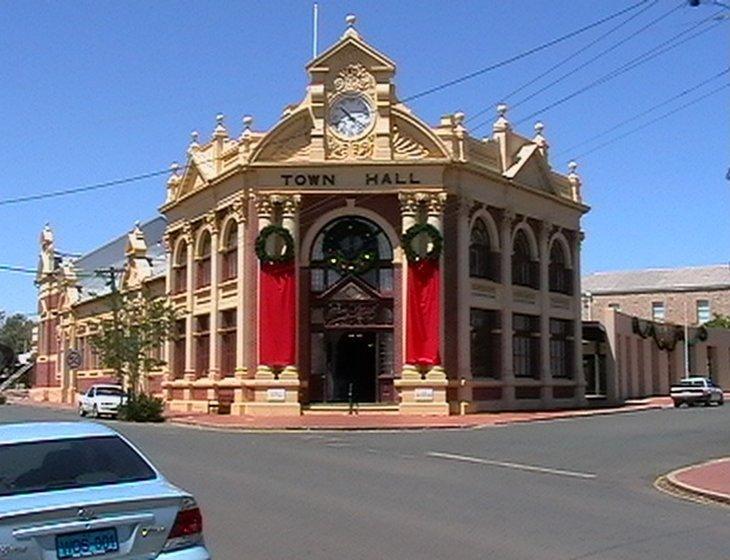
[329,331,376,403]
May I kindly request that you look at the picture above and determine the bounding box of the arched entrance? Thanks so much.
[307,216,395,404]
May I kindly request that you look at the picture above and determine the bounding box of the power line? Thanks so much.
[514,12,725,126]
[570,81,730,161]
[556,66,730,158]
[401,0,653,103]
[466,0,663,125]
[508,1,685,112]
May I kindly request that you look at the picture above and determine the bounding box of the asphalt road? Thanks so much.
[2,404,729,560]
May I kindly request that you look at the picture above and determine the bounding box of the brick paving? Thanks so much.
[667,458,730,504]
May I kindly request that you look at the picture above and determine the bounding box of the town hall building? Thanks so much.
[33,17,588,415]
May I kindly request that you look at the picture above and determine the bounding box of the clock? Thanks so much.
[327,94,374,139]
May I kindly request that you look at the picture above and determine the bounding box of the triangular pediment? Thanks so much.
[175,156,210,198]
[319,276,381,302]
[307,31,395,74]
[504,144,555,194]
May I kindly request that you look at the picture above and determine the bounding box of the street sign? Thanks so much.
[66,349,83,370]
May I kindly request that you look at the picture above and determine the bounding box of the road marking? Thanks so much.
[427,451,597,480]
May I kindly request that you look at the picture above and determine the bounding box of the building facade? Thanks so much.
[33,19,589,415]
[583,266,730,326]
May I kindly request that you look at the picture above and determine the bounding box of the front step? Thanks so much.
[304,403,400,416]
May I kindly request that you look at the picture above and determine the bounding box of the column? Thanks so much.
[456,198,472,412]
[183,222,195,381]
[162,233,173,384]
[234,198,247,379]
[572,231,586,404]
[425,192,447,381]
[254,195,273,380]
[398,193,419,380]
[279,195,300,381]
[500,210,515,407]
[208,213,220,380]
[538,221,552,405]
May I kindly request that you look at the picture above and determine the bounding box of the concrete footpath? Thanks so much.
[167,398,671,431]
[8,396,671,431]
[663,458,730,506]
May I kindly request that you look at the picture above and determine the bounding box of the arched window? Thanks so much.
[512,229,538,288]
[549,242,572,294]
[469,218,499,281]
[196,231,212,289]
[173,242,188,294]
[310,216,393,292]
[221,223,238,282]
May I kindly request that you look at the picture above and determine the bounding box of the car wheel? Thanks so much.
[78,405,86,417]
[719,396,724,406]
[704,399,712,407]
[673,400,682,408]
[91,405,99,418]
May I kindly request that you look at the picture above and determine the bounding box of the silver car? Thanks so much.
[0,422,211,559]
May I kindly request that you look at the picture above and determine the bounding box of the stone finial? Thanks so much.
[342,13,360,38]
[533,121,549,157]
[493,103,511,133]
[568,160,582,203]
[453,111,465,126]
[189,130,200,152]
[242,115,253,130]
[213,113,227,138]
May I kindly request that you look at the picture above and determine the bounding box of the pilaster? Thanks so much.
[573,231,587,405]
[207,212,220,381]
[538,221,552,406]
[182,221,195,380]
[500,210,515,407]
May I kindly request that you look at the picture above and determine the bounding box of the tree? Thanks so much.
[89,288,177,400]
[704,314,730,329]
[0,312,35,356]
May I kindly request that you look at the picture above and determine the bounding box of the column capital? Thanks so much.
[162,232,173,253]
[501,208,516,227]
[398,192,420,216]
[181,221,194,243]
[253,194,275,219]
[205,211,219,235]
[424,192,447,216]
[231,195,248,223]
[280,194,301,218]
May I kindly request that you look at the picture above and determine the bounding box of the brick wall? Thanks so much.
[588,289,730,326]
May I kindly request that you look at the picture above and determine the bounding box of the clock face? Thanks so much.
[328,94,374,139]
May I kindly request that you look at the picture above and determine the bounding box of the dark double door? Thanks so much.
[326,331,377,403]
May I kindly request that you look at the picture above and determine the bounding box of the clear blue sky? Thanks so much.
[1,0,728,316]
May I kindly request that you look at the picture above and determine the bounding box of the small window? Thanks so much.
[651,302,665,322]
[608,303,621,311]
[696,300,710,324]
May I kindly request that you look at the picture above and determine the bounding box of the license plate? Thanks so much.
[55,528,119,559]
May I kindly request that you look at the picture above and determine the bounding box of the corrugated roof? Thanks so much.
[582,264,730,294]
[74,217,167,301]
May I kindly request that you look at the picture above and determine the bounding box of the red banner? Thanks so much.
[405,259,441,366]
[259,262,296,368]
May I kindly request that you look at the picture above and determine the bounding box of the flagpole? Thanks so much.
[312,3,319,59]
[684,299,690,378]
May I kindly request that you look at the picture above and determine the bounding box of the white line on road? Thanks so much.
[427,451,597,480]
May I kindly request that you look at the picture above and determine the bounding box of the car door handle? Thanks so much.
[13,513,155,539]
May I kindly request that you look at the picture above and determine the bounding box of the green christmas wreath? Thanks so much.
[255,225,295,264]
[402,223,443,262]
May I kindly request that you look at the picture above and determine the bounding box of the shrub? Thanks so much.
[0,393,6,405]
[119,393,165,423]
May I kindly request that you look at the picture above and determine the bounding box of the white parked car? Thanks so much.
[670,377,725,407]
[0,422,210,559]
[78,385,127,418]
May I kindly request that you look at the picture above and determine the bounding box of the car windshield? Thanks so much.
[0,435,156,497]
[95,388,125,396]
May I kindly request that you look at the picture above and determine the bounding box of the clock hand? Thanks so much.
[340,106,356,122]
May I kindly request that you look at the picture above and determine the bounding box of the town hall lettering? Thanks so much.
[280,172,421,187]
